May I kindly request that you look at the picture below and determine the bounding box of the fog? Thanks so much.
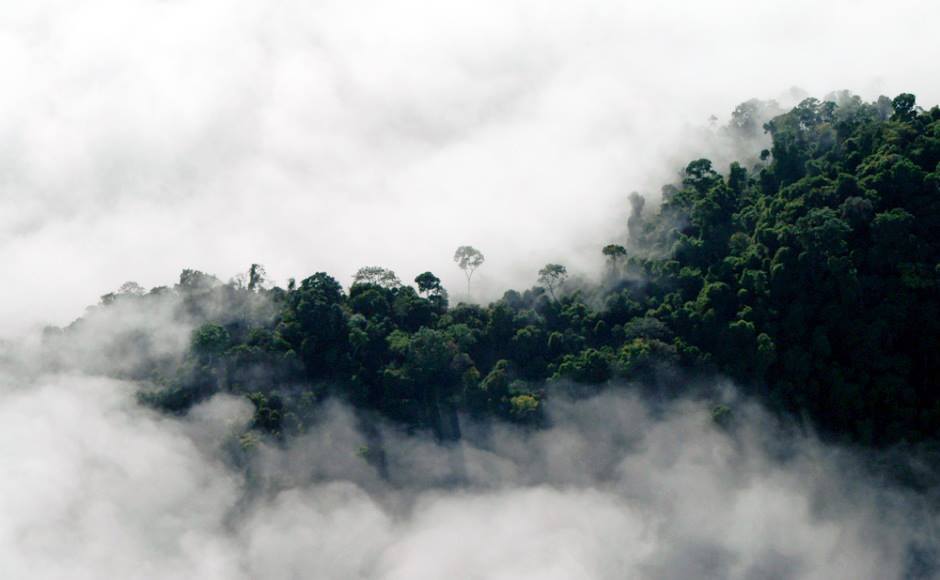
[4,1,940,577]
[1,366,936,580]
[3,0,940,336]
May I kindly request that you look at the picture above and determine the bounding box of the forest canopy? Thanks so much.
[45,92,940,449]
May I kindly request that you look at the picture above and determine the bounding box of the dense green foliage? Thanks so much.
[49,93,940,447]
[632,92,940,445]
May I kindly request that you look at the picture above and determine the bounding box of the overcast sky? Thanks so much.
[3,0,940,336]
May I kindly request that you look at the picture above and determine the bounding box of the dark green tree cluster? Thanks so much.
[627,92,940,444]
[48,93,940,447]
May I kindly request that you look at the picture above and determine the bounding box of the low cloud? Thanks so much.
[1,368,935,579]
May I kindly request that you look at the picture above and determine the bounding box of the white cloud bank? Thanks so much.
[0,371,935,579]
[2,0,940,335]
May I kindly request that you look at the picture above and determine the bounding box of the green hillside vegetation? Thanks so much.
[45,92,940,448]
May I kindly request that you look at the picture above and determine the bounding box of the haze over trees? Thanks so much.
[46,92,940,450]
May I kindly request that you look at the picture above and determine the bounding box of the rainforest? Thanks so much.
[5,2,940,576]
[45,93,940,451]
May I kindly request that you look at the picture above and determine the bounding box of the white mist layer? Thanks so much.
[1,372,932,579]
[3,0,940,336]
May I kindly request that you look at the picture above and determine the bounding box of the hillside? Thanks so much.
[46,92,940,448]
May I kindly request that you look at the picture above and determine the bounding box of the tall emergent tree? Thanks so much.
[537,263,568,300]
[453,246,485,297]
[602,244,627,277]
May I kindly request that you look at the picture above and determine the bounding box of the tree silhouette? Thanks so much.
[454,246,485,297]
[537,263,568,300]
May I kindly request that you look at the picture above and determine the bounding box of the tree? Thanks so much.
[683,159,721,194]
[353,266,401,289]
[231,263,269,291]
[248,263,267,292]
[454,246,485,297]
[509,394,539,422]
[627,192,646,246]
[404,328,457,385]
[602,244,627,276]
[178,269,220,292]
[118,281,146,296]
[191,323,230,361]
[555,347,612,383]
[537,263,568,300]
[100,281,146,305]
[402,327,461,439]
[415,271,443,296]
[891,93,917,123]
[393,287,435,331]
[280,272,349,378]
[415,271,448,312]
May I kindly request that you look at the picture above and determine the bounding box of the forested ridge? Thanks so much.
[44,92,940,449]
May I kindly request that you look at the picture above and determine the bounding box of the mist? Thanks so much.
[4,1,940,577]
[4,0,940,336]
[0,364,935,579]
